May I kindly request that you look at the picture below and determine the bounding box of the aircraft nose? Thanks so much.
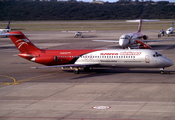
[119,39,129,48]
[168,58,174,66]
[166,31,170,34]
[157,57,174,68]
[164,58,174,67]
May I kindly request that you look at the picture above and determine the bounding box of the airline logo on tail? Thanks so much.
[16,39,29,49]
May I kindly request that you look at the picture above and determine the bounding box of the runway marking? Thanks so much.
[0,75,22,86]
[0,71,76,87]
[0,116,145,120]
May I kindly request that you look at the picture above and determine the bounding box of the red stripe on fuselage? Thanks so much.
[20,49,102,66]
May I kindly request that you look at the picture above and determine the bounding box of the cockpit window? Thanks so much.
[153,52,162,57]
[120,35,129,39]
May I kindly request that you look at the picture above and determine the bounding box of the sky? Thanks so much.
[76,0,174,3]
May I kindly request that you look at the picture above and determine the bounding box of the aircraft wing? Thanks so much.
[142,39,175,43]
[92,40,119,43]
[0,33,22,36]
[32,63,99,69]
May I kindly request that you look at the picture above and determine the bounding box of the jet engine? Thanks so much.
[143,35,148,40]
[31,56,58,65]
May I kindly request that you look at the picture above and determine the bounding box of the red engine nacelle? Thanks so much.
[31,56,58,65]
[143,35,148,40]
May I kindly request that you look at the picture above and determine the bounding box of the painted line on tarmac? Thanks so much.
[0,116,145,120]
[0,75,22,86]
[0,71,76,87]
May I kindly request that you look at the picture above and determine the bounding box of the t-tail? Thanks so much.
[126,19,143,33]
[6,21,10,30]
[138,19,142,32]
[7,31,40,53]
[126,19,159,33]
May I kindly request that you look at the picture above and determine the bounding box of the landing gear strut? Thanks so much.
[160,68,164,74]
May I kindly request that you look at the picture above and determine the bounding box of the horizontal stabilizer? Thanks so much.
[126,19,159,22]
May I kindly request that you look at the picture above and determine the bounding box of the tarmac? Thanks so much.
[1,22,175,120]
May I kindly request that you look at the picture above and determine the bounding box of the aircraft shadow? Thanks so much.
[0,46,16,49]
[64,68,174,76]
[65,69,175,84]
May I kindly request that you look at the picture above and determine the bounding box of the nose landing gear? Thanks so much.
[160,68,164,74]
[160,68,171,74]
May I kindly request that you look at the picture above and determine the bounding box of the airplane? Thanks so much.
[62,30,96,38]
[157,23,174,37]
[93,19,173,49]
[0,21,24,37]
[0,21,11,36]
[166,22,174,36]
[2,31,173,74]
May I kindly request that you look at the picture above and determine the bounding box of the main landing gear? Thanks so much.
[73,67,90,74]
[74,67,80,74]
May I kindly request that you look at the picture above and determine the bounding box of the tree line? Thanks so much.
[0,1,174,20]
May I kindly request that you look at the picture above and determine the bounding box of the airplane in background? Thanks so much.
[2,31,173,74]
[0,21,11,36]
[166,22,174,36]
[0,21,24,37]
[157,22,174,37]
[62,30,96,38]
[93,19,174,49]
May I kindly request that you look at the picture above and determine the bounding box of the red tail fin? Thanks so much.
[8,31,40,53]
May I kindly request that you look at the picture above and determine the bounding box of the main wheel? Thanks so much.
[74,68,80,74]
[160,70,164,74]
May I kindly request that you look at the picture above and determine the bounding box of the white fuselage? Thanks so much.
[75,32,82,37]
[75,49,173,68]
[166,27,174,35]
[0,29,11,34]
[119,32,143,48]
[0,29,11,37]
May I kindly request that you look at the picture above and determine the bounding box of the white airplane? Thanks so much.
[62,30,96,38]
[166,22,174,36]
[2,31,174,74]
[0,21,24,37]
[74,31,84,38]
[0,21,11,36]
[93,19,173,49]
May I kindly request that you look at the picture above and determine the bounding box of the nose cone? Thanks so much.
[166,30,171,34]
[157,57,174,68]
[167,58,174,67]
[119,39,129,48]
[163,58,174,67]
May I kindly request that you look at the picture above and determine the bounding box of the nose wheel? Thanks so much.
[160,68,164,74]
